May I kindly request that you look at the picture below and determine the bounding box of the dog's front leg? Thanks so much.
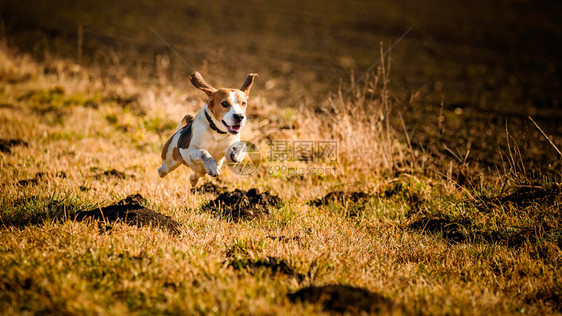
[187,148,221,177]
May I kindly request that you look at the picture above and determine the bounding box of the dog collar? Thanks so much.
[204,110,227,135]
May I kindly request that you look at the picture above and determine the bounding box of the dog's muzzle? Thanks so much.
[222,120,242,134]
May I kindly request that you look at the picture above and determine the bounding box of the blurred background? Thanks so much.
[1,0,561,169]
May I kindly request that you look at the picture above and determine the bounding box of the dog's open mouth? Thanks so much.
[222,120,241,134]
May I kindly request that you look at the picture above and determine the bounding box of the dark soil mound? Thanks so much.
[408,214,503,245]
[407,213,559,248]
[92,168,133,180]
[17,171,67,186]
[204,189,282,221]
[17,172,46,186]
[288,285,394,313]
[267,235,301,242]
[74,194,181,234]
[226,256,304,280]
[309,191,372,207]
[0,139,28,153]
[408,215,473,243]
[191,182,227,194]
[477,184,562,210]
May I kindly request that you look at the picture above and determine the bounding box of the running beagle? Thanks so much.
[158,72,258,186]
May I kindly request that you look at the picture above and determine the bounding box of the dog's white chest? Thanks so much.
[205,138,232,160]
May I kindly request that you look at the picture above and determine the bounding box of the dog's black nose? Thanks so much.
[233,114,245,122]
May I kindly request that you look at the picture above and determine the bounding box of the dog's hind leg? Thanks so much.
[158,159,182,178]
[158,147,183,177]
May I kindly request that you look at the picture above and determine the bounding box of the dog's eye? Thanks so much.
[242,102,246,106]
[221,101,229,107]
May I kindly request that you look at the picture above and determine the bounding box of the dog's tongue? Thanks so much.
[228,125,241,133]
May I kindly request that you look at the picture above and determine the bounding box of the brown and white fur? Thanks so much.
[158,72,258,186]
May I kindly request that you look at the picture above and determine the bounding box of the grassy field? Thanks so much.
[1,1,561,314]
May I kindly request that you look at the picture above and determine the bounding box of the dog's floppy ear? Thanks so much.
[240,73,258,97]
[189,72,217,96]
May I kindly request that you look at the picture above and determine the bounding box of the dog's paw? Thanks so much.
[204,159,221,177]
[157,166,168,178]
[207,166,221,177]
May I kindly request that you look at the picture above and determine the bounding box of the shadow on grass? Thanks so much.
[408,212,560,248]
[225,256,305,280]
[0,139,28,154]
[288,285,396,313]
[476,183,562,210]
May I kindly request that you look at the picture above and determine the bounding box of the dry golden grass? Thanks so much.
[0,41,560,315]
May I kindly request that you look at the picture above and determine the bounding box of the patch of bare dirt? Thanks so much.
[309,191,372,207]
[0,139,28,153]
[204,189,282,221]
[74,194,181,234]
[91,168,134,180]
[17,171,67,186]
[225,256,304,280]
[191,182,227,194]
[287,285,395,313]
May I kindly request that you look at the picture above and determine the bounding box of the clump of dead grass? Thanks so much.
[299,46,411,180]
